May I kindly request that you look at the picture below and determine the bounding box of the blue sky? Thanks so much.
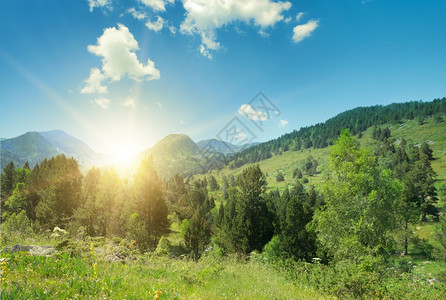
[1,0,445,157]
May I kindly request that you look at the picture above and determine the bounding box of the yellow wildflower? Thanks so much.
[154,290,162,300]
[90,243,95,256]
[93,262,98,277]
[1,259,7,284]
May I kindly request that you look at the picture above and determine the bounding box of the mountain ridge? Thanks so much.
[2,98,445,179]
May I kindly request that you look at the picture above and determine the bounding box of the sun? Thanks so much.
[108,142,139,165]
[113,147,136,164]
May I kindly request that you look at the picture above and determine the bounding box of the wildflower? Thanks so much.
[129,240,136,249]
[1,260,7,284]
[90,243,95,256]
[93,262,98,278]
[154,290,162,300]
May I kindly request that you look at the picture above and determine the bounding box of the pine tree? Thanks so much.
[1,161,15,199]
[420,142,434,160]
[185,212,211,259]
[208,175,219,191]
[132,156,169,250]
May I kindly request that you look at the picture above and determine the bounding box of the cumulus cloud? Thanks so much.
[146,16,164,32]
[121,96,136,108]
[292,19,319,43]
[88,0,112,12]
[86,24,160,84]
[180,0,292,58]
[127,7,147,20]
[238,104,267,121]
[279,120,288,127]
[139,0,174,12]
[80,67,108,94]
[92,97,110,109]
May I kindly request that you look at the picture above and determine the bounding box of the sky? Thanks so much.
[1,0,446,158]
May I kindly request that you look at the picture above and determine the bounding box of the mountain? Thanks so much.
[196,139,259,154]
[199,112,446,193]
[1,132,59,169]
[224,97,446,170]
[148,134,200,158]
[39,130,101,166]
[1,130,103,171]
[136,134,203,179]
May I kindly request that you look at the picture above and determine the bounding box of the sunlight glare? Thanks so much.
[109,142,138,165]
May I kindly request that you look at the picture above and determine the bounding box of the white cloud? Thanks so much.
[258,30,270,37]
[88,0,112,12]
[127,7,147,20]
[92,97,110,109]
[169,25,177,35]
[234,129,247,141]
[238,104,267,121]
[180,119,186,125]
[146,16,164,32]
[156,101,162,109]
[87,24,160,82]
[180,0,292,58]
[121,96,136,108]
[284,17,291,24]
[296,12,306,22]
[81,67,108,94]
[139,0,174,12]
[292,19,319,43]
[279,120,288,127]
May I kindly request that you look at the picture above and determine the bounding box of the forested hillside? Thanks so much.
[225,98,446,170]
[2,99,446,299]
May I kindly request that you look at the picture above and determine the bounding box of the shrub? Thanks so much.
[262,236,284,261]
[1,210,34,241]
[276,172,284,182]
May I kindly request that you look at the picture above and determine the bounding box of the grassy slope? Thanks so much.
[197,115,446,256]
[200,114,446,195]
[0,240,322,299]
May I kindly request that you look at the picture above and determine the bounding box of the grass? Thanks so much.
[1,225,445,300]
[3,235,445,299]
[1,239,322,299]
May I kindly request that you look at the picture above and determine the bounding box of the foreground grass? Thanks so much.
[2,235,446,299]
[0,245,321,299]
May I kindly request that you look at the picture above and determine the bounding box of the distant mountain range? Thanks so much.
[196,139,259,154]
[0,130,104,170]
[6,98,443,178]
[0,130,257,178]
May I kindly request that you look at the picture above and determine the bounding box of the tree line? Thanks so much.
[1,155,169,251]
[1,129,445,266]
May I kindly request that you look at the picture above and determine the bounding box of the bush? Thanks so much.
[434,210,446,261]
[155,236,172,256]
[125,213,149,251]
[262,236,284,261]
[276,172,285,182]
[1,210,34,242]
